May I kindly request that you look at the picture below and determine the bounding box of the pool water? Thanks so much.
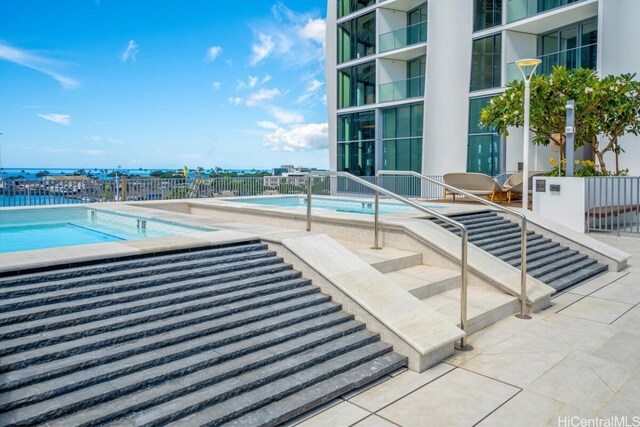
[0,207,211,253]
[232,196,440,215]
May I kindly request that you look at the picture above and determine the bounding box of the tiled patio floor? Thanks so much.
[292,234,640,427]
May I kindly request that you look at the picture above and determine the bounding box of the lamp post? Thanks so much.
[515,58,541,210]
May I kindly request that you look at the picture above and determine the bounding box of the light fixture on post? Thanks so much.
[515,58,541,211]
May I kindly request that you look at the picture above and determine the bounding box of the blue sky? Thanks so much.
[0,0,328,170]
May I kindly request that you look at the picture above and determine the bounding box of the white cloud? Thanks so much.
[38,113,70,126]
[121,40,139,63]
[247,4,325,68]
[228,97,242,106]
[269,108,304,124]
[236,74,271,90]
[257,120,279,130]
[249,33,274,65]
[212,81,221,90]
[297,79,324,104]
[246,88,282,107]
[263,123,328,152]
[0,41,79,88]
[206,46,222,61]
[299,18,326,45]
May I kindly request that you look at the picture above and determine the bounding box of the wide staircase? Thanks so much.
[432,211,608,292]
[0,241,406,426]
[341,242,519,334]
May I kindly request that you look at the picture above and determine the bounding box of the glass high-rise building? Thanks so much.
[326,0,640,178]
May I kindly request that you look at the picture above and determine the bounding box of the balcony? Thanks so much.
[379,75,425,102]
[379,21,427,53]
[505,43,597,83]
[507,0,588,23]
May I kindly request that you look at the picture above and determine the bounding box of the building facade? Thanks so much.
[326,0,640,178]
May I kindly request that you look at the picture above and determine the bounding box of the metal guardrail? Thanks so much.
[377,170,531,320]
[586,176,640,235]
[307,171,473,351]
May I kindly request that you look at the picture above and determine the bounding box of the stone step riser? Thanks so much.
[1,313,361,414]
[0,286,324,375]
[408,276,462,300]
[498,242,559,261]
[0,263,294,326]
[0,249,274,300]
[0,277,312,357]
[0,271,304,342]
[0,256,285,313]
[509,248,575,269]
[1,293,335,393]
[477,234,544,252]
[0,242,266,288]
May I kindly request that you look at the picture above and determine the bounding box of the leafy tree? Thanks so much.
[36,170,51,178]
[480,67,640,175]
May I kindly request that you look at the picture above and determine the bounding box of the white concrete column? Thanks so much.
[326,0,338,171]
[422,0,474,176]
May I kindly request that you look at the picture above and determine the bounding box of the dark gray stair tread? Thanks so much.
[126,341,393,427]
[449,222,519,236]
[225,354,406,427]
[0,248,275,300]
[48,333,387,427]
[528,253,588,277]
[494,240,556,260]
[477,234,543,252]
[0,256,284,314]
[536,258,598,284]
[0,294,338,395]
[0,270,302,341]
[448,212,498,221]
[507,246,571,268]
[0,242,265,288]
[0,272,304,347]
[0,263,293,327]
[470,230,534,245]
[0,285,322,374]
[1,292,334,395]
[1,312,360,421]
[439,218,512,232]
[546,263,608,291]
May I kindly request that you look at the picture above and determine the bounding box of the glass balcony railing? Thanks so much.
[379,75,425,102]
[507,0,586,23]
[505,43,597,83]
[379,21,427,53]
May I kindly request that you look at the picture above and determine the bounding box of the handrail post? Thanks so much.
[455,229,473,351]
[373,175,381,249]
[516,218,531,319]
[306,174,312,232]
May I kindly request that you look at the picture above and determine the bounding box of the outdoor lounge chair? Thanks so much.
[442,172,504,202]
[221,190,236,197]
[503,171,547,202]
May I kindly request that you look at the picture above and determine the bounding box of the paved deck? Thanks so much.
[293,233,640,427]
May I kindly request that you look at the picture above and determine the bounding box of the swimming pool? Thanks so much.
[0,207,212,253]
[231,196,440,215]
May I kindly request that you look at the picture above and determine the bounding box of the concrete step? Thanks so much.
[385,265,461,299]
[421,287,519,335]
[546,263,608,291]
[442,211,499,223]
[536,258,599,286]
[498,241,559,261]
[439,218,512,232]
[339,242,422,274]
[447,221,519,236]
[477,234,544,252]
[470,229,535,246]
[528,253,589,278]
[507,246,571,268]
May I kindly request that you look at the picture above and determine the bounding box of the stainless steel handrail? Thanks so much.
[306,171,473,350]
[377,170,531,320]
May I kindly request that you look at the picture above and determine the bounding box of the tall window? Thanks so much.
[337,0,375,19]
[538,19,597,75]
[470,33,502,91]
[382,104,423,173]
[474,0,502,32]
[337,12,376,64]
[338,61,376,109]
[468,97,500,176]
[508,0,582,23]
[337,111,376,176]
